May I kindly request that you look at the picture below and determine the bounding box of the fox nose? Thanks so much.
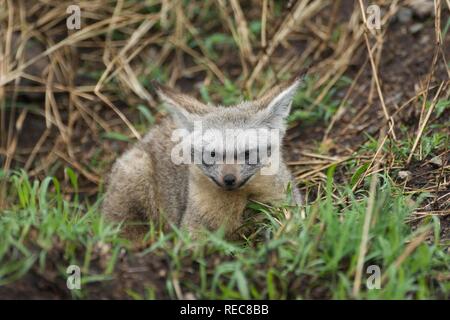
[223,174,236,187]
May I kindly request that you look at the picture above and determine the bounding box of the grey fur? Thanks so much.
[102,79,303,239]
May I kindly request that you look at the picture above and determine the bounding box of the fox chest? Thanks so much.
[190,185,248,216]
[187,181,248,230]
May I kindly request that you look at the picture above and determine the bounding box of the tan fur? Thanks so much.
[102,118,189,238]
[102,80,302,239]
[181,162,297,238]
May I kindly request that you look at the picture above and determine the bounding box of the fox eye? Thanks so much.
[244,149,258,165]
[244,150,250,161]
[202,150,215,166]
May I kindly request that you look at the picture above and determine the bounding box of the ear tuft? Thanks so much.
[152,81,212,130]
[152,81,212,115]
[266,77,302,116]
[256,77,303,130]
[254,69,308,111]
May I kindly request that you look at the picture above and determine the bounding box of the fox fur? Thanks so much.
[102,78,303,239]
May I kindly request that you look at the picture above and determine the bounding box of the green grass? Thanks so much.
[1,166,448,299]
[1,77,448,299]
[289,75,351,125]
[2,0,448,301]
[0,170,124,298]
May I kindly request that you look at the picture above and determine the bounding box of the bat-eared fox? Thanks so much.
[102,76,303,239]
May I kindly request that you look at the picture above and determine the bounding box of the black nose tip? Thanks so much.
[223,174,236,186]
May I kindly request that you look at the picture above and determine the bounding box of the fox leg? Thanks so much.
[102,148,154,239]
[249,164,303,213]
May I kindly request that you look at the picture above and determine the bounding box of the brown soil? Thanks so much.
[1,2,449,299]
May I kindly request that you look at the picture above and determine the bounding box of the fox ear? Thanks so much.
[256,77,302,130]
[152,81,211,130]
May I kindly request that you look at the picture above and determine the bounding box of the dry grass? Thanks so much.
[0,1,449,299]
[1,0,449,227]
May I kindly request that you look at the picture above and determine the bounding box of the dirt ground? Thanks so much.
[0,1,449,299]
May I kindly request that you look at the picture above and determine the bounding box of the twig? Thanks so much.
[353,127,386,298]
[407,81,446,164]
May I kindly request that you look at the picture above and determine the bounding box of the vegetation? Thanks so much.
[0,0,449,299]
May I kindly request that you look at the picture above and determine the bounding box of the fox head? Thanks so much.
[154,77,302,191]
